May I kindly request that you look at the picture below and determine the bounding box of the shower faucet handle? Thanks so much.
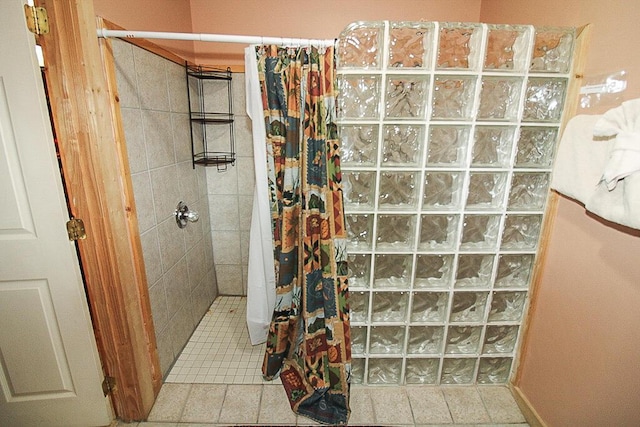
[175,201,199,229]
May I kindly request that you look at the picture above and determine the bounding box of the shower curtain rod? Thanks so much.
[97,28,336,47]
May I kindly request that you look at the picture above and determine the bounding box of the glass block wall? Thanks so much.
[336,21,574,385]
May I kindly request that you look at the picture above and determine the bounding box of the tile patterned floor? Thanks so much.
[165,296,280,385]
[133,296,529,426]
[118,383,528,426]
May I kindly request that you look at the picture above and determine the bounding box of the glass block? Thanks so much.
[441,358,476,384]
[449,292,488,323]
[508,173,550,211]
[351,325,368,354]
[337,21,384,69]
[522,78,567,123]
[501,214,542,250]
[495,254,534,289]
[407,326,444,354]
[423,172,463,210]
[369,326,405,354]
[346,214,374,250]
[382,124,424,167]
[426,125,470,167]
[389,22,435,68]
[445,325,482,354]
[376,214,416,251]
[350,291,370,323]
[415,255,454,289]
[419,214,459,251]
[338,74,381,119]
[436,23,483,70]
[483,325,519,355]
[385,75,430,119]
[351,357,365,384]
[484,25,531,71]
[489,291,527,322]
[477,357,512,384]
[378,172,418,210]
[460,215,500,251]
[371,291,409,323]
[373,254,412,288]
[368,358,402,384]
[340,124,379,167]
[455,254,495,288]
[471,126,516,168]
[515,127,558,168]
[348,254,372,288]
[343,171,376,210]
[530,27,574,73]
[405,358,439,384]
[410,291,449,322]
[466,173,508,210]
[432,75,477,120]
[478,77,523,121]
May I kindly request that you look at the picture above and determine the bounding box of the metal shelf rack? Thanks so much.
[186,64,235,169]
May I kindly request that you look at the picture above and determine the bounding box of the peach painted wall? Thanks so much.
[481,1,640,425]
[93,0,196,62]
[189,0,482,65]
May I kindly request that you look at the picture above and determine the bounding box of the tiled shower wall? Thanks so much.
[337,21,573,385]
[112,39,218,376]
[203,74,255,297]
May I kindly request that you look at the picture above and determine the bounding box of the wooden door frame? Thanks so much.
[35,0,161,421]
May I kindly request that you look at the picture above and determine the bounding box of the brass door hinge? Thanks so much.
[102,376,116,396]
[66,218,87,241]
[24,4,49,35]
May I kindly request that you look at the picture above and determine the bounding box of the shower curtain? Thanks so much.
[249,44,351,425]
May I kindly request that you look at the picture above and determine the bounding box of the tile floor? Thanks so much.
[119,383,528,426]
[165,296,280,385]
[126,296,528,426]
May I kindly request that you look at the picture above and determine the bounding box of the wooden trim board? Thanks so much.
[100,18,246,72]
[35,1,161,421]
[510,384,547,427]
[101,19,192,67]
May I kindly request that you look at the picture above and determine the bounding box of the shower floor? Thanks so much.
[165,296,280,385]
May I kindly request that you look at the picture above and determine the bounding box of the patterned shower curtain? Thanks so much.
[256,45,351,425]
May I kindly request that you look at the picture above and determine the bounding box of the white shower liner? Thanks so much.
[244,46,276,345]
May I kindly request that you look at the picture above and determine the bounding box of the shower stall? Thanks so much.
[112,19,575,386]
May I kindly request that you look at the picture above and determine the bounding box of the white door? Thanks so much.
[0,1,113,426]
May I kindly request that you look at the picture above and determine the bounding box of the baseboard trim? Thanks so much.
[509,383,547,427]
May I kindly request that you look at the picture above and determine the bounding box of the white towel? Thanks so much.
[550,114,606,203]
[592,98,640,190]
[550,99,640,230]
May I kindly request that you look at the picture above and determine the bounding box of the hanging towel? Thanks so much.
[550,98,640,229]
[550,114,606,203]
[592,98,640,190]
[245,46,277,345]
